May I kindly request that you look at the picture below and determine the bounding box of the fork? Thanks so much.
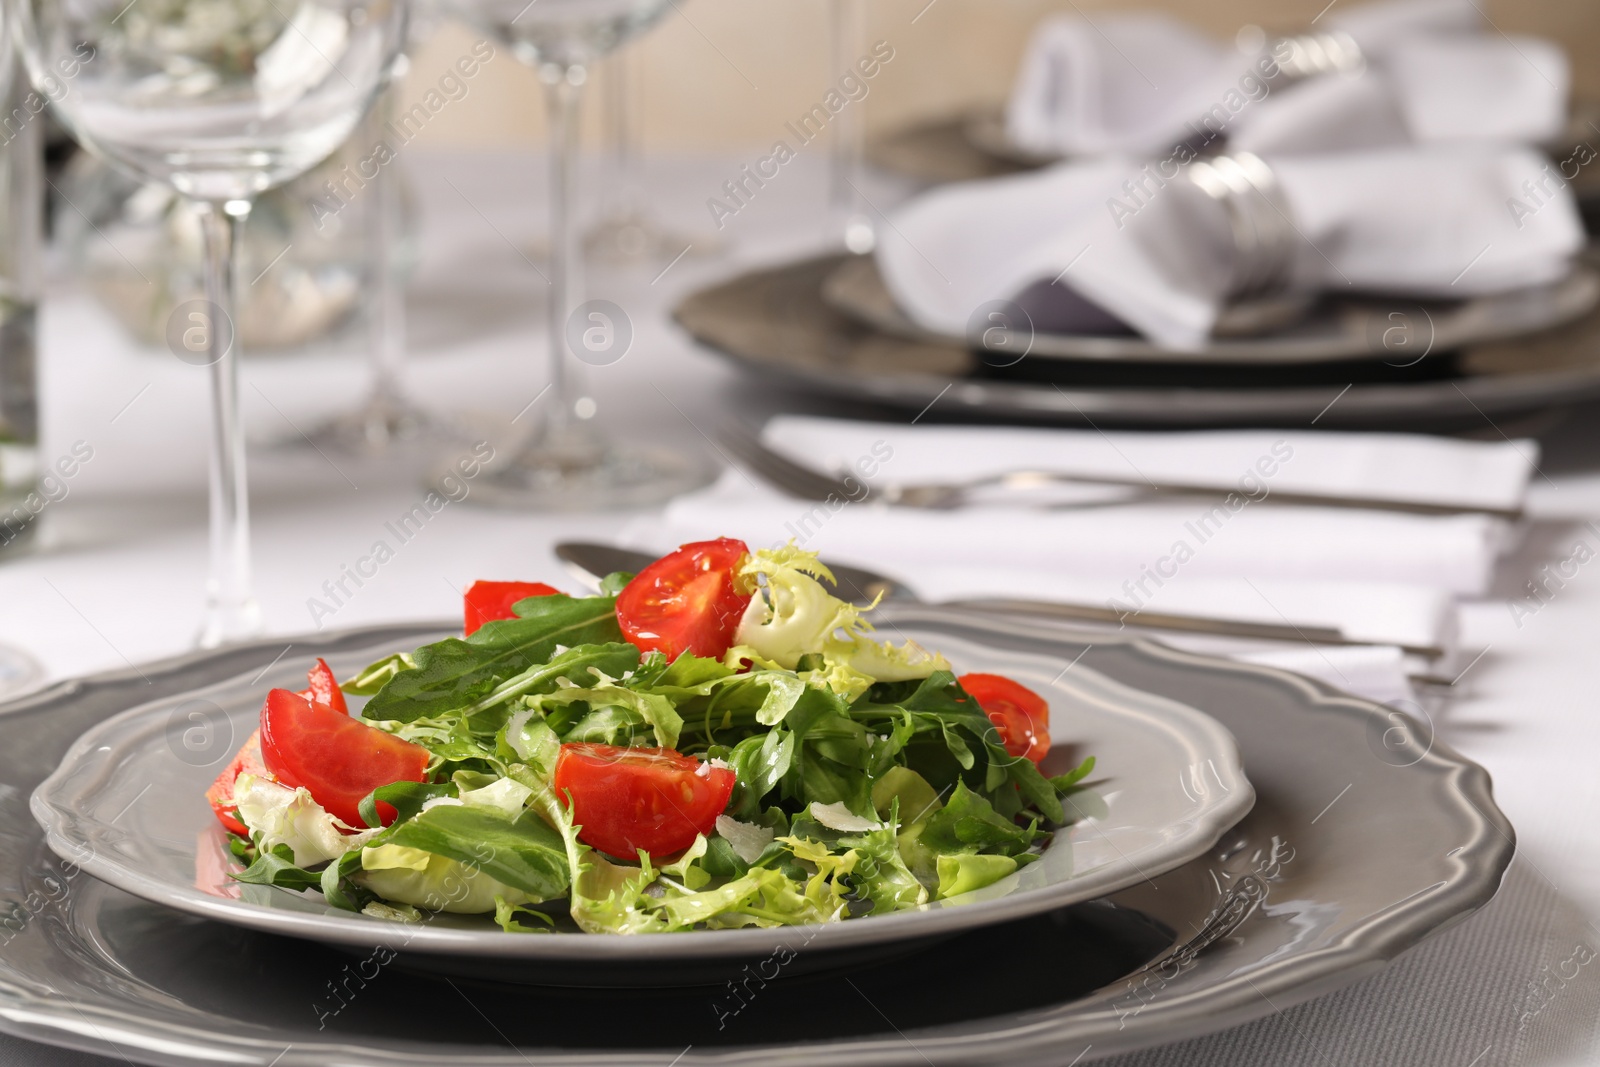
[717,421,1523,519]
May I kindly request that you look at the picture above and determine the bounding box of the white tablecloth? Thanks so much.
[4,148,1600,1067]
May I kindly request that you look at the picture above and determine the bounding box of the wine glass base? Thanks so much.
[463,439,714,512]
[585,213,723,265]
[843,218,876,255]
[286,397,472,459]
[195,598,264,651]
[0,643,44,701]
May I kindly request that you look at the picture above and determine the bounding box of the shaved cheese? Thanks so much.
[714,815,775,863]
[808,801,882,833]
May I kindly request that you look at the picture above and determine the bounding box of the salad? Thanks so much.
[208,539,1095,933]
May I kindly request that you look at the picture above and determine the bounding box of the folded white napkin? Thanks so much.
[1006,0,1568,157]
[876,144,1583,349]
[1327,0,1482,51]
[625,417,1533,703]
[629,479,1459,706]
[629,413,1530,634]
[1004,12,1237,157]
[763,416,1536,514]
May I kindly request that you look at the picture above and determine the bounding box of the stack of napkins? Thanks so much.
[626,418,1537,706]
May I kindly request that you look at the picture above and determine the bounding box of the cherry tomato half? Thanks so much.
[297,657,348,714]
[615,538,752,660]
[552,743,736,859]
[204,728,268,836]
[259,688,429,827]
[959,673,1052,764]
[464,580,562,636]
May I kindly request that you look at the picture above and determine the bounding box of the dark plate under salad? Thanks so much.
[206,540,1095,934]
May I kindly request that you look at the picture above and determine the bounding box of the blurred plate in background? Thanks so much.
[676,254,1600,430]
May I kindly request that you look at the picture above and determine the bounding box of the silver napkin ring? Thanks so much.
[1183,152,1297,301]
[1269,31,1366,80]
[1235,25,1366,80]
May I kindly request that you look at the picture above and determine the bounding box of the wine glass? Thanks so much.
[584,42,718,265]
[443,0,711,510]
[300,59,466,456]
[301,3,465,456]
[11,0,409,646]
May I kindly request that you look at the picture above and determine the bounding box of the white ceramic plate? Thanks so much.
[31,620,1252,972]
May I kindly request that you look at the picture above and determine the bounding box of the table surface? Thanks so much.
[4,148,1600,1067]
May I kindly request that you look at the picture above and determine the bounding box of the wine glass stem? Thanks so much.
[540,62,585,448]
[195,200,261,647]
[829,0,871,250]
[604,48,636,221]
[369,84,405,415]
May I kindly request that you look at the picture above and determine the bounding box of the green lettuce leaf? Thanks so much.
[936,853,1019,898]
[361,596,625,722]
[530,682,684,751]
[381,804,570,900]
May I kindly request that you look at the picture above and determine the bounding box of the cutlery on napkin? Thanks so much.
[1005,0,1568,157]
[558,541,1436,706]
[875,143,1584,350]
[720,416,1528,518]
[618,417,1534,703]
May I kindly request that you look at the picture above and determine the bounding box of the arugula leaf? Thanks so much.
[918,782,1042,857]
[597,571,635,597]
[699,833,753,879]
[530,682,684,750]
[1007,754,1066,825]
[725,728,796,819]
[342,653,416,696]
[358,780,458,830]
[362,596,624,722]
[320,850,371,911]
[664,651,731,682]
[232,844,323,892]
[465,643,641,716]
[1051,755,1097,792]
[382,805,570,900]
[561,706,654,746]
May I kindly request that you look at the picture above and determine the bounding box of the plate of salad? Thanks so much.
[32,540,1253,975]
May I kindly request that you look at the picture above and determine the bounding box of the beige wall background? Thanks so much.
[401,0,1600,151]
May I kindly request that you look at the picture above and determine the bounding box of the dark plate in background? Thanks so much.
[676,254,1600,430]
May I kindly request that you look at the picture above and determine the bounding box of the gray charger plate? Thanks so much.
[0,611,1511,1066]
[29,624,1253,983]
[820,254,1600,366]
[675,253,1600,429]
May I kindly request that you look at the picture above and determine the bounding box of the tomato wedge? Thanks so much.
[959,673,1052,764]
[204,729,268,836]
[296,657,347,713]
[464,580,562,636]
[615,538,752,660]
[258,688,429,827]
[552,743,736,859]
